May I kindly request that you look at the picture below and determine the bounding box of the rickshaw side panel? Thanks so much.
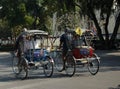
[25,49,49,62]
[72,47,94,59]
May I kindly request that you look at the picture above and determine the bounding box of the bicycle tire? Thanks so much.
[87,53,100,75]
[12,55,19,74]
[16,57,28,80]
[65,55,76,77]
[54,51,64,72]
[43,56,54,77]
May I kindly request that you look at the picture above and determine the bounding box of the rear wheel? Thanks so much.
[87,53,100,75]
[43,56,54,77]
[65,55,76,77]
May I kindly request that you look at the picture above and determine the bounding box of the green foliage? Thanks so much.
[0,0,119,49]
[0,44,14,51]
[0,20,11,38]
[24,15,35,27]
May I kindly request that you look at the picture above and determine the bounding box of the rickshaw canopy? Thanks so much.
[26,30,48,36]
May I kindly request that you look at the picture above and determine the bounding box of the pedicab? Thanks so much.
[54,30,100,76]
[12,30,54,79]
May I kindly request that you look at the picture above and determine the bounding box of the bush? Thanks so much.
[0,44,14,51]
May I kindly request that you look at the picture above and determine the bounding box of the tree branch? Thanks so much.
[74,2,82,9]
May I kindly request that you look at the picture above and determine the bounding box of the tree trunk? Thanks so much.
[109,12,120,48]
[87,0,105,46]
[104,0,114,49]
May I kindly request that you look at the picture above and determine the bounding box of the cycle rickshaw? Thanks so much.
[53,30,100,77]
[12,30,54,79]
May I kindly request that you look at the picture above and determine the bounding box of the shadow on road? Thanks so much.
[0,50,120,82]
[95,50,120,73]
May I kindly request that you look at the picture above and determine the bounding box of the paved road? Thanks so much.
[0,50,120,89]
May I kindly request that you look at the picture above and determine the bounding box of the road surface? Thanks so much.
[0,50,120,89]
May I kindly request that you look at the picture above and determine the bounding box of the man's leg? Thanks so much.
[62,50,67,70]
[17,51,21,66]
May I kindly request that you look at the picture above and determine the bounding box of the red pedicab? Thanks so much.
[54,31,100,76]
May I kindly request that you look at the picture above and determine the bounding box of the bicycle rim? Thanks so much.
[87,53,100,75]
[65,55,76,77]
[16,58,28,80]
[12,56,19,74]
[54,52,64,72]
[43,56,54,77]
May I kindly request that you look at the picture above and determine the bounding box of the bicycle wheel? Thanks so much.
[65,55,76,77]
[43,56,54,77]
[16,57,28,80]
[54,51,64,72]
[12,55,19,74]
[87,53,100,75]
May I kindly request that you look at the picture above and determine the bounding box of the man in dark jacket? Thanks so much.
[59,28,72,71]
[14,28,27,65]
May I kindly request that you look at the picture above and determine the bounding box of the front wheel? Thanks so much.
[65,55,76,77]
[54,51,64,72]
[12,55,19,74]
[16,57,28,80]
[87,53,100,75]
[43,56,54,77]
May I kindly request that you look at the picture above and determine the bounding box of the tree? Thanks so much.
[0,0,37,37]
[74,0,120,49]
[0,0,119,49]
